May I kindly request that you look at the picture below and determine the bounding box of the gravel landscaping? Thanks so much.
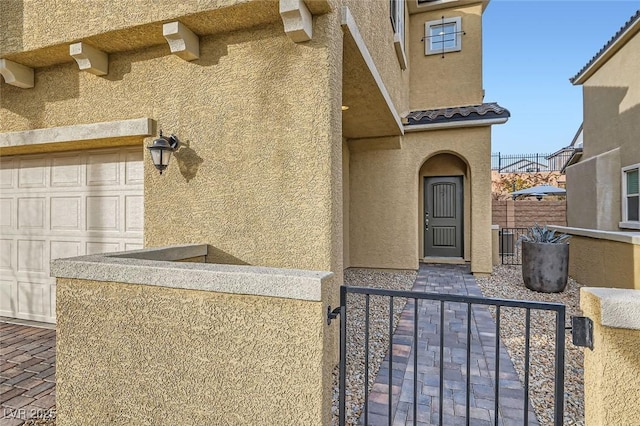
[331,265,585,426]
[476,265,585,426]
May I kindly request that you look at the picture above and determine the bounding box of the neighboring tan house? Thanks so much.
[560,10,640,289]
[0,0,507,323]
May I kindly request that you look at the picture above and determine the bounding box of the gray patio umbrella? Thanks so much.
[510,185,566,200]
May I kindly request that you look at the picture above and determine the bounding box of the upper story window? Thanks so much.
[621,164,640,229]
[390,0,407,69]
[425,17,462,56]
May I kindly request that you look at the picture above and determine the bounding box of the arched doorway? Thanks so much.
[419,153,470,260]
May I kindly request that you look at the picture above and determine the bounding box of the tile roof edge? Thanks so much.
[404,102,510,124]
[570,9,640,84]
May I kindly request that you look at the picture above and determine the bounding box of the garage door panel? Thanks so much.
[0,279,16,315]
[51,196,82,230]
[18,197,46,229]
[1,147,143,323]
[86,241,121,255]
[51,155,83,187]
[125,195,144,232]
[0,239,13,270]
[125,243,144,251]
[17,239,46,273]
[17,280,50,318]
[1,198,12,228]
[88,152,120,186]
[0,159,15,188]
[87,196,119,231]
[51,240,82,261]
[18,157,47,188]
[125,153,144,184]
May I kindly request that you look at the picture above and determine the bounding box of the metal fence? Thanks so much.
[492,152,574,173]
[336,286,566,426]
[499,227,529,265]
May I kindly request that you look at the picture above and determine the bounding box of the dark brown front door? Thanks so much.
[424,176,463,257]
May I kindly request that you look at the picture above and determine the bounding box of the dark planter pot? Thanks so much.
[521,241,569,293]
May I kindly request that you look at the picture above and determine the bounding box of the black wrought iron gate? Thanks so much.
[334,286,566,426]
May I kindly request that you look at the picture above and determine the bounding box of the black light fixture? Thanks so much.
[147,130,179,174]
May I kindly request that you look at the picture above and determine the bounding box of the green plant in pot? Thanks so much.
[517,224,571,293]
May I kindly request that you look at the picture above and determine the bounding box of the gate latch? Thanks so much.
[327,306,341,325]
[571,316,594,350]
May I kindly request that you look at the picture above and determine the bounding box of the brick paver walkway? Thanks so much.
[0,322,56,426]
[364,264,538,426]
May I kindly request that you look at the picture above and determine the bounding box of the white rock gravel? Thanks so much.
[331,268,417,426]
[476,265,585,426]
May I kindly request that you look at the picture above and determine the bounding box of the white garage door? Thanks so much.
[0,147,144,323]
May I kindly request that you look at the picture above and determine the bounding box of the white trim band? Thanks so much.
[0,118,154,149]
[51,244,333,302]
[404,117,508,132]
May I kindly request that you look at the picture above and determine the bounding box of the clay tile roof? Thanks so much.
[570,9,640,84]
[404,102,510,126]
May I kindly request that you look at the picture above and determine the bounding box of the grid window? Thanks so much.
[625,167,639,222]
[425,17,462,55]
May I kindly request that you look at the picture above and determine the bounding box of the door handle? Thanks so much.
[425,212,429,231]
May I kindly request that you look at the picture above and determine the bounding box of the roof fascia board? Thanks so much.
[404,116,507,132]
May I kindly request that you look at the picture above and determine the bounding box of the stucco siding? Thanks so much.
[343,0,410,115]
[408,3,484,110]
[569,236,640,290]
[581,289,640,426]
[56,278,329,425]
[1,21,343,275]
[348,126,492,273]
[566,148,621,230]
[582,33,640,166]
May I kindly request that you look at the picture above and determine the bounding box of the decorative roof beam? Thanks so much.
[280,0,313,42]
[163,21,200,61]
[0,59,35,88]
[70,42,109,76]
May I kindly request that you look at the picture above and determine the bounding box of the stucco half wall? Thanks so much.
[347,126,492,274]
[52,246,335,425]
[552,226,640,290]
[581,288,640,426]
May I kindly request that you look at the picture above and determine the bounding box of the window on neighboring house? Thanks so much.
[425,17,462,56]
[621,164,640,229]
[390,0,407,69]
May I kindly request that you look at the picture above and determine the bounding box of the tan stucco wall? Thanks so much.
[344,0,409,115]
[348,126,492,273]
[569,29,640,232]
[1,0,260,57]
[56,278,331,425]
[581,32,640,166]
[408,3,484,110]
[569,235,640,290]
[581,289,640,426]
[566,148,621,230]
[343,139,350,268]
[1,20,343,275]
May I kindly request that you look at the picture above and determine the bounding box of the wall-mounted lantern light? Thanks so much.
[147,130,179,174]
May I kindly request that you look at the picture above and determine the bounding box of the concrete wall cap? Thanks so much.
[0,117,154,148]
[550,226,640,245]
[50,245,332,302]
[491,224,500,230]
[582,287,640,330]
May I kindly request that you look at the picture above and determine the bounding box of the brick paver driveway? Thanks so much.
[1,322,56,426]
